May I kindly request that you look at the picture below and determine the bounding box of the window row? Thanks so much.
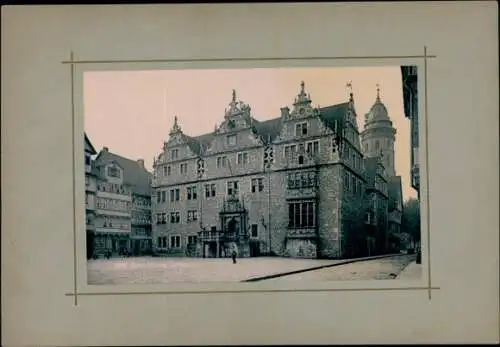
[287,171,317,189]
[132,196,151,207]
[101,218,130,229]
[284,140,320,161]
[96,198,130,211]
[97,182,130,195]
[344,171,363,195]
[155,210,198,224]
[156,235,198,249]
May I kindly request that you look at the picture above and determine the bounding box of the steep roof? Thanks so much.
[94,149,152,196]
[252,117,283,144]
[318,102,350,133]
[84,133,97,155]
[159,101,350,160]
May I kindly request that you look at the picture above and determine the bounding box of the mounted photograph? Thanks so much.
[83,65,421,285]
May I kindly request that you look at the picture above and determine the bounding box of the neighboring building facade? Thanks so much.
[363,157,389,256]
[401,66,419,197]
[152,83,373,259]
[360,86,403,254]
[86,146,153,258]
[84,133,98,259]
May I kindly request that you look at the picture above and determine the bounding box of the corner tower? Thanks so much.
[361,84,397,177]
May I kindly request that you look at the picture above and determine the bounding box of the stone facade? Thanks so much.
[151,83,380,259]
[401,66,419,197]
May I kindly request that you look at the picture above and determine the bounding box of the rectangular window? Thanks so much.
[187,186,197,200]
[288,201,316,228]
[205,183,216,198]
[85,156,91,166]
[217,156,228,168]
[170,188,180,201]
[187,210,198,222]
[251,178,264,193]
[170,235,181,248]
[161,190,166,203]
[156,191,161,204]
[170,212,180,223]
[227,134,237,146]
[180,163,187,175]
[187,235,198,244]
[284,144,298,161]
[306,140,320,156]
[251,224,258,237]
[164,165,171,176]
[237,152,249,165]
[227,181,239,196]
[171,149,179,160]
[295,122,308,136]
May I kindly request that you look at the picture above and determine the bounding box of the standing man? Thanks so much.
[231,242,239,264]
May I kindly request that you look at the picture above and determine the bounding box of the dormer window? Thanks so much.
[295,122,308,136]
[226,134,237,146]
[107,166,120,178]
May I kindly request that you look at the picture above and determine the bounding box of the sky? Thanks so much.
[84,66,417,200]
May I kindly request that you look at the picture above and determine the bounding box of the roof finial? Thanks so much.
[346,81,353,101]
[170,115,181,134]
[300,80,305,94]
[376,83,381,101]
[232,89,236,103]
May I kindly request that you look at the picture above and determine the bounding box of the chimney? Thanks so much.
[102,147,109,152]
[137,159,145,168]
[280,106,290,118]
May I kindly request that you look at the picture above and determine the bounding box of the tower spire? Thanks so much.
[376,83,381,102]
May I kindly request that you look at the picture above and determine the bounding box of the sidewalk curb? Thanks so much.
[396,260,420,279]
[242,253,414,282]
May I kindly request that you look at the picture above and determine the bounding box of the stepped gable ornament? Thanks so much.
[291,81,314,118]
[169,115,182,136]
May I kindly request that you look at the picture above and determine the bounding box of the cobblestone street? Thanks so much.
[267,254,417,281]
[87,256,342,284]
[87,255,418,284]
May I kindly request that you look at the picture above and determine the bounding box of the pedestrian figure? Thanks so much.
[231,242,238,264]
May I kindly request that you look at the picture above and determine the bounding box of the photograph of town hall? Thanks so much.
[84,66,421,284]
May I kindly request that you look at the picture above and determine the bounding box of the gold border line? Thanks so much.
[69,49,435,300]
[65,286,441,297]
[61,55,437,65]
[70,51,79,307]
[423,46,432,300]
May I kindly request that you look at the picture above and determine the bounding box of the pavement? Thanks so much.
[87,254,417,285]
[266,254,416,281]
[396,260,422,280]
[87,257,341,285]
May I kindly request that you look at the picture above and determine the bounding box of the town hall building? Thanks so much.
[151,82,402,259]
